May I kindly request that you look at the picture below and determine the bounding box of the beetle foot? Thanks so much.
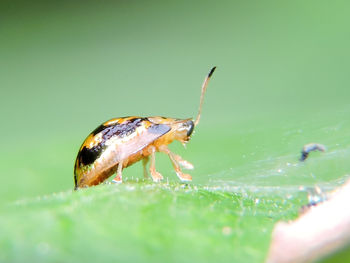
[112,175,122,184]
[177,173,192,182]
[151,171,163,182]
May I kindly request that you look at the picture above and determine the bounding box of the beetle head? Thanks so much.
[169,119,195,144]
[173,119,195,141]
[183,119,195,137]
[148,117,195,144]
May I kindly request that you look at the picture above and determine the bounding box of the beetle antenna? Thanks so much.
[194,66,216,126]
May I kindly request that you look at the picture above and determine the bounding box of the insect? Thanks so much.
[74,67,216,189]
[299,143,326,161]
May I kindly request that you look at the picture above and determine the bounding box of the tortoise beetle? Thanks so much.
[74,67,216,189]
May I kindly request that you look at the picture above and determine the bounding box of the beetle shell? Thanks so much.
[74,116,194,188]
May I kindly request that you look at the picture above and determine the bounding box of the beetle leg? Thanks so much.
[149,146,163,182]
[168,153,192,182]
[159,146,192,181]
[159,146,194,170]
[172,153,194,170]
[142,157,150,179]
[112,161,123,183]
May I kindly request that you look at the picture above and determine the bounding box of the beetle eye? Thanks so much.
[186,120,194,137]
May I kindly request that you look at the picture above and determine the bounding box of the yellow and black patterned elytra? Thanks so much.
[76,117,169,167]
[78,145,102,166]
[74,67,216,189]
[92,117,146,137]
[77,118,143,166]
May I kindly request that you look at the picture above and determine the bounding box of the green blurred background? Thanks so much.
[1,0,350,262]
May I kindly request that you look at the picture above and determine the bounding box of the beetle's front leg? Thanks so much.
[149,146,163,182]
[112,161,123,183]
[159,146,194,170]
[159,146,192,182]
[172,153,194,170]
